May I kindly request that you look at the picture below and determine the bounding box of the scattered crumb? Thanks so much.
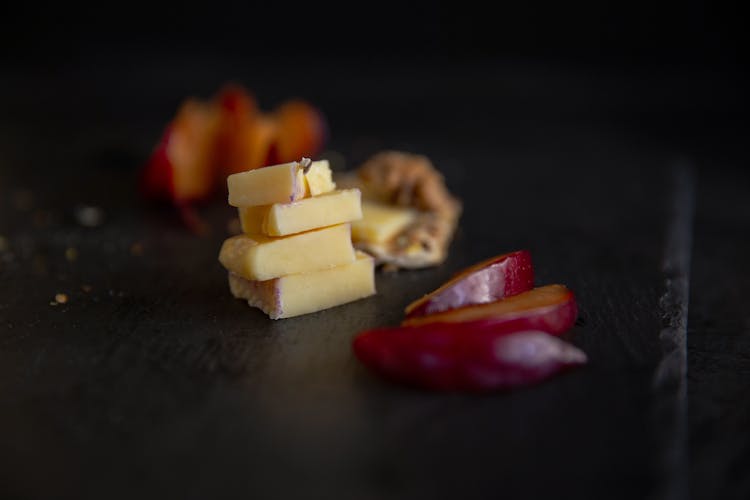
[226,217,241,235]
[75,205,104,227]
[130,242,145,256]
[65,247,78,262]
[0,235,7,252]
[81,284,93,293]
[54,293,68,304]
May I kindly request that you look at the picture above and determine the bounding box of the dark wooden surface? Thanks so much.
[0,54,748,500]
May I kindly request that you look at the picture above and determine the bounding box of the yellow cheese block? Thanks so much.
[305,159,336,196]
[351,201,416,244]
[228,162,305,207]
[227,159,335,207]
[236,203,267,234]
[238,189,362,236]
[218,224,355,281]
[228,251,376,319]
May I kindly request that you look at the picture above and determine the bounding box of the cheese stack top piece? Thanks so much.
[228,159,335,207]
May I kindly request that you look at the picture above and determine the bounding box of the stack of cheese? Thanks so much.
[219,159,376,319]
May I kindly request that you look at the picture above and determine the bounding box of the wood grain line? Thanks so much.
[652,162,696,500]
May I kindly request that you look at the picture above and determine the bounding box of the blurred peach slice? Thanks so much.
[140,99,220,204]
[268,100,327,165]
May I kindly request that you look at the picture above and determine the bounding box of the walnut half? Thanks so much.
[357,151,461,215]
[338,151,462,269]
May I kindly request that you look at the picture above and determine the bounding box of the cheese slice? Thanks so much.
[238,189,362,236]
[227,159,336,207]
[351,201,416,244]
[218,223,355,281]
[228,251,376,319]
[305,159,336,196]
[228,162,305,207]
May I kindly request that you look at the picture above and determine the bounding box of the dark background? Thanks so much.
[1,2,749,500]
[2,0,747,168]
[2,1,748,67]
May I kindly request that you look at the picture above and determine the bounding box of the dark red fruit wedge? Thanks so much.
[405,250,534,317]
[353,327,586,391]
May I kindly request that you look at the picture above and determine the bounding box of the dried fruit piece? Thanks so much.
[405,250,534,317]
[353,326,586,391]
[353,250,583,391]
[402,284,577,336]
